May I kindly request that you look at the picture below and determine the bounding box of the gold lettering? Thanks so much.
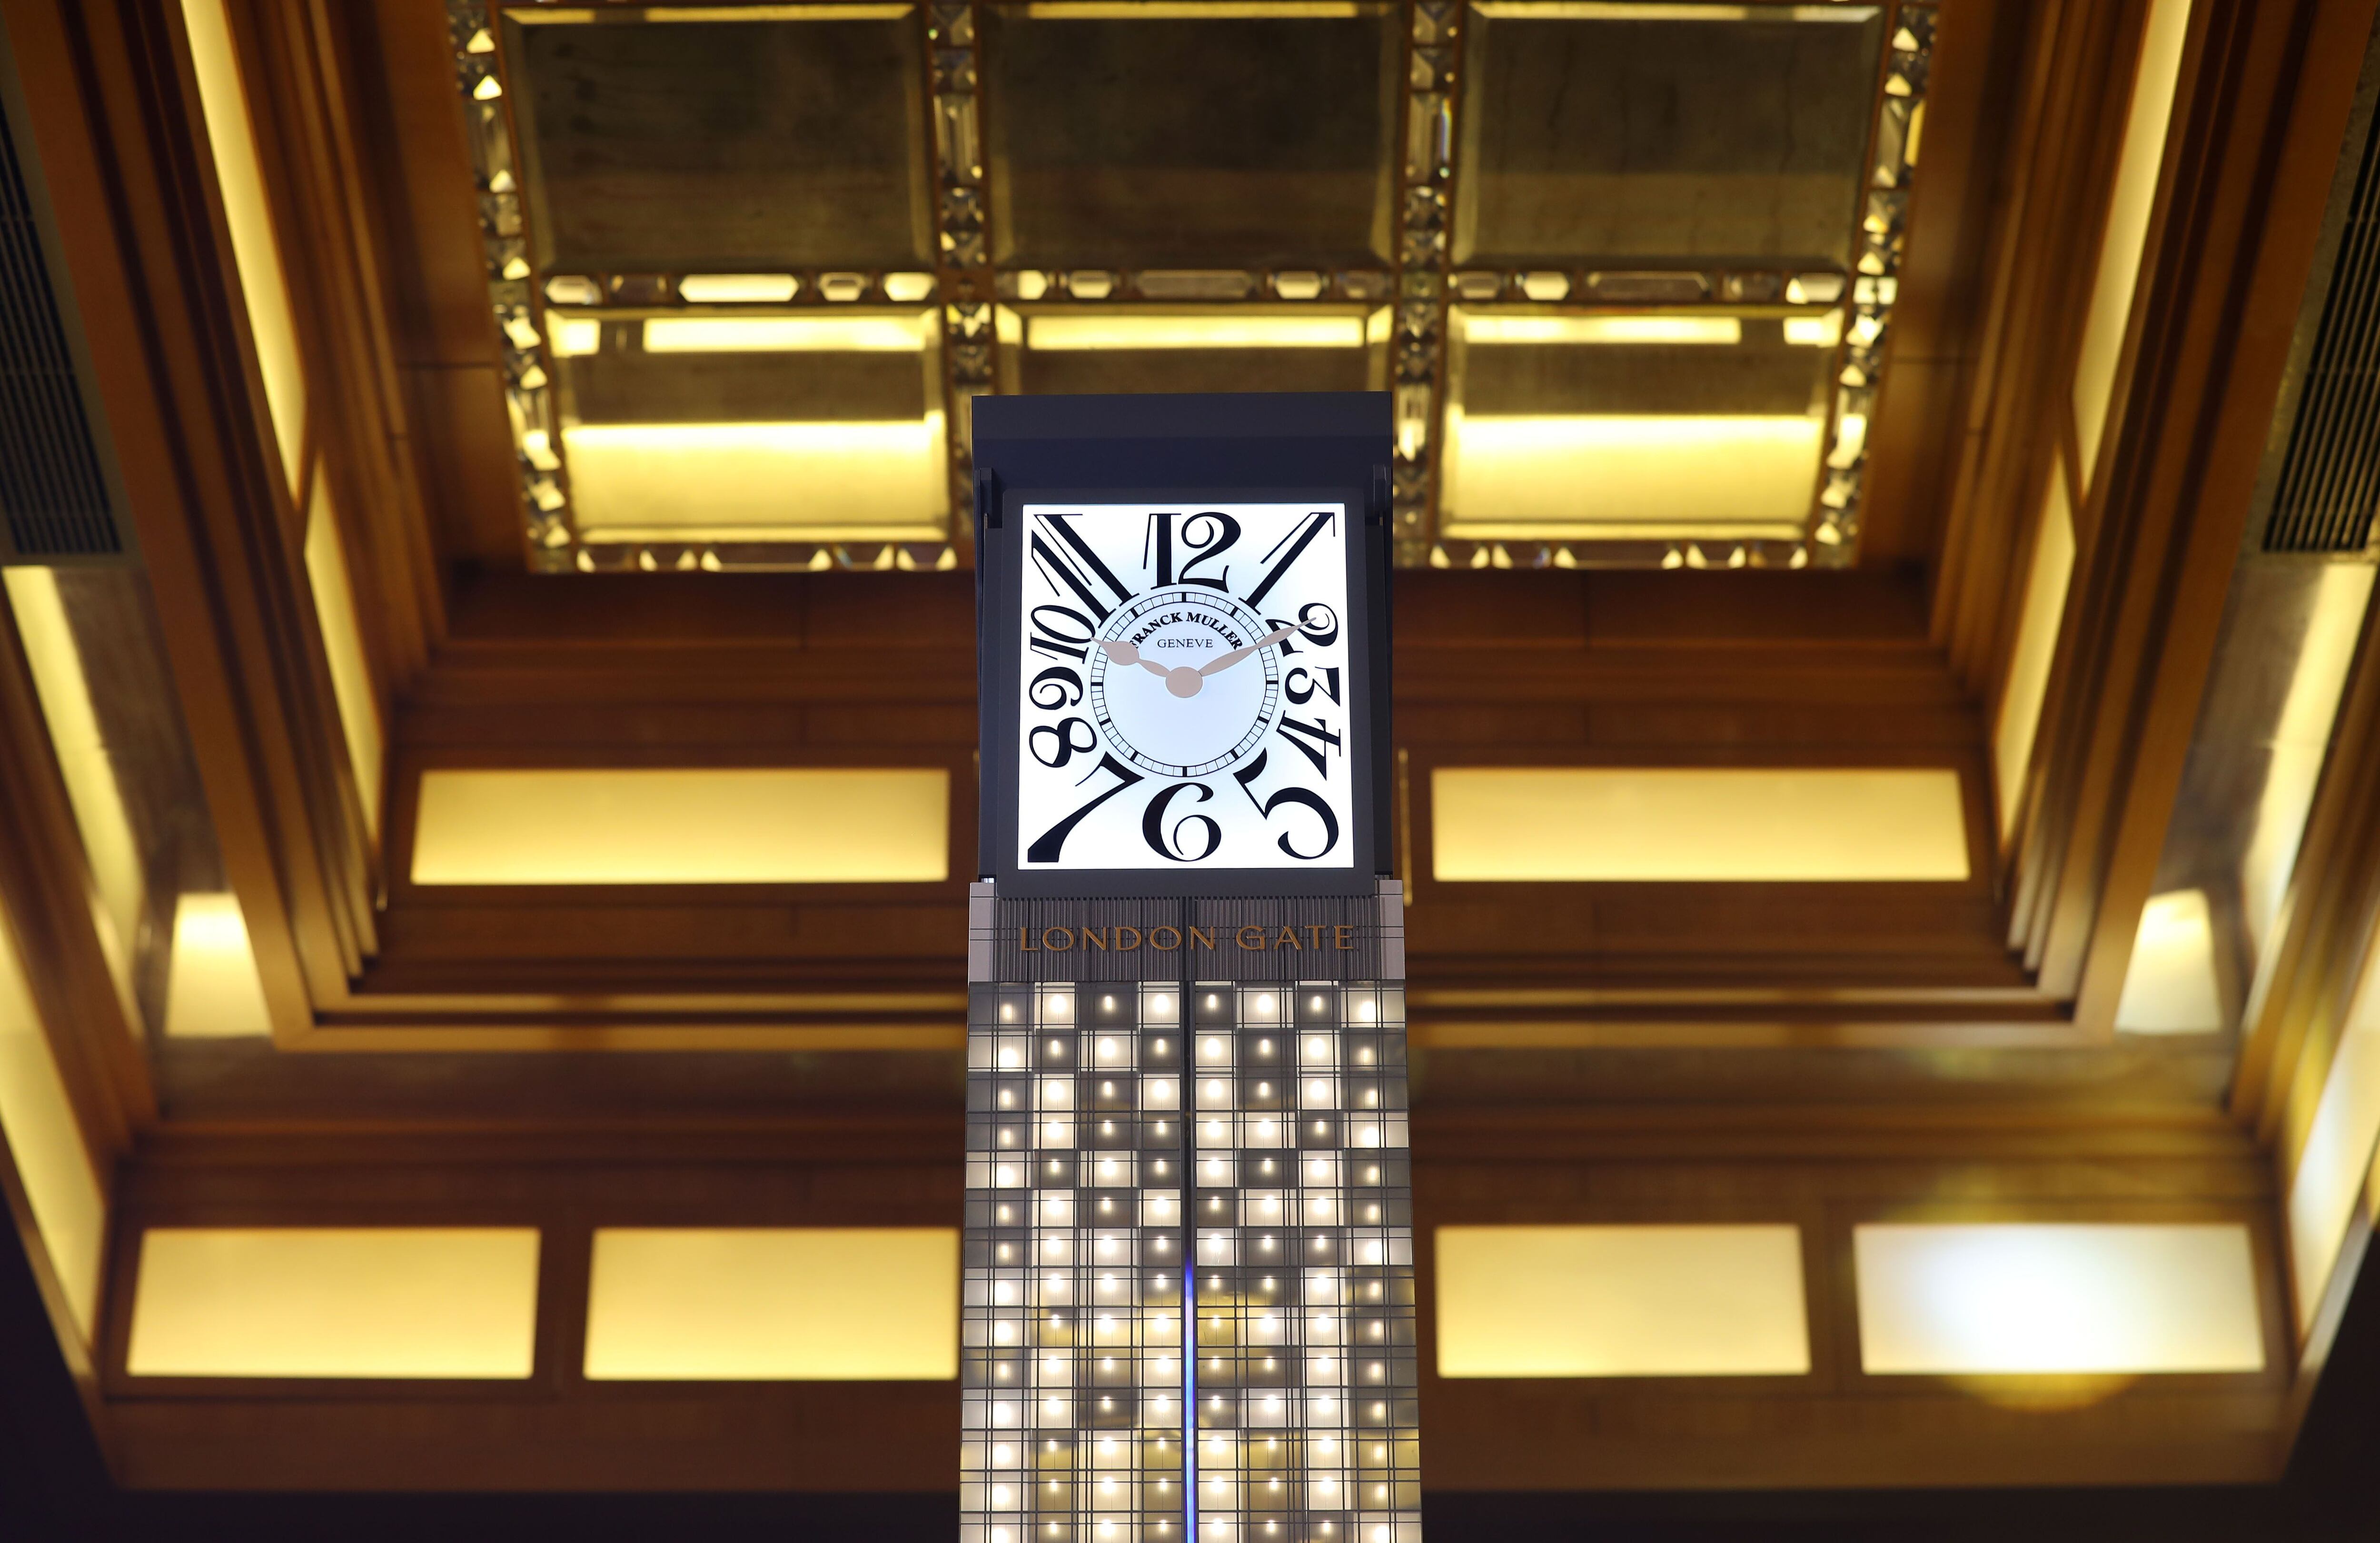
[1021,926,1038,953]
[1306,926,1326,949]
[1334,925,1354,951]
[1149,926,1182,951]
[1114,926,1142,951]
[1236,925,1269,951]
[1276,926,1302,950]
[1082,927,1109,951]
[1190,926,1216,950]
[1042,927,1074,952]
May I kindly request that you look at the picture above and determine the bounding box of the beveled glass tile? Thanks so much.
[1441,307,1835,541]
[1455,3,1884,267]
[985,4,1399,268]
[506,9,931,272]
[547,308,947,542]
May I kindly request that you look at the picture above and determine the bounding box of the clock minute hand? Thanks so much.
[1095,638,1172,679]
[1198,625,1299,677]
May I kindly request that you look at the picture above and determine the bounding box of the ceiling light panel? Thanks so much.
[1437,1225,1810,1376]
[1854,1223,2266,1376]
[409,768,951,886]
[1431,767,1971,883]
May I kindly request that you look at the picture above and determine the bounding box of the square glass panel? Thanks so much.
[550,308,948,542]
[985,3,1399,268]
[1440,306,1836,540]
[1456,2,1884,267]
[505,7,931,272]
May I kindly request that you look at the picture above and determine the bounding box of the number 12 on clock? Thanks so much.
[1011,503,1359,876]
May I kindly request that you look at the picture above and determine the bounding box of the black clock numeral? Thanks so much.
[1026,752,1145,863]
[1283,666,1341,707]
[1030,716,1100,769]
[1173,511,1240,592]
[1275,714,1343,777]
[1230,749,1340,860]
[1029,666,1084,710]
[1145,513,1175,587]
[1028,603,1097,664]
[1142,782,1221,862]
[1245,509,1337,607]
[1031,514,1136,615]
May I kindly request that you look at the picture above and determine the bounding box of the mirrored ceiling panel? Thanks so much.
[1456,2,1884,268]
[984,2,1400,269]
[506,7,932,271]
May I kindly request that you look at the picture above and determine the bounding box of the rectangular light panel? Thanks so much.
[2287,937,2380,1331]
[127,1227,541,1378]
[1440,412,1825,540]
[584,1227,959,1380]
[1992,467,2075,836]
[1436,1224,1809,1376]
[0,902,105,1338]
[562,419,949,543]
[410,767,950,885]
[162,893,274,1039]
[1024,313,1369,351]
[1431,767,1971,882]
[1855,1223,2266,1375]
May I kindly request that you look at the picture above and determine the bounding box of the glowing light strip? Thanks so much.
[1024,314,1367,351]
[641,315,929,353]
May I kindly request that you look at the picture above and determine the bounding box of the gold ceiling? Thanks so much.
[444,0,1937,573]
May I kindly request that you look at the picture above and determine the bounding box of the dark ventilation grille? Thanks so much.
[2267,99,2380,554]
[0,97,120,561]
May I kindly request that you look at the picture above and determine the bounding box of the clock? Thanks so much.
[974,395,1391,898]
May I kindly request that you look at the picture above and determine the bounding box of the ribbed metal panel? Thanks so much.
[0,92,120,561]
[2267,98,2380,553]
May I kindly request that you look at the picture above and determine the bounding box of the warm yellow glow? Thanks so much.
[0,905,105,1339]
[1460,315,1742,347]
[548,314,602,357]
[2073,0,2192,483]
[2243,565,2376,952]
[1432,767,1970,882]
[1993,467,2075,836]
[1435,1225,1808,1376]
[1855,1223,2263,1374]
[563,419,947,542]
[677,273,799,303]
[127,1227,541,1378]
[2287,936,2380,1331]
[2112,888,2223,1035]
[304,480,383,837]
[1782,310,1844,348]
[182,0,306,492]
[410,767,950,885]
[3,571,143,994]
[584,1228,960,1380]
[641,314,929,353]
[1023,314,1367,351]
[1440,413,1823,539]
[163,894,273,1039]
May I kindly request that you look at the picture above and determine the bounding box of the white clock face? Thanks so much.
[1014,502,1354,873]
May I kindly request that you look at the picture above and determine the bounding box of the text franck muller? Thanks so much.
[963,394,1420,1543]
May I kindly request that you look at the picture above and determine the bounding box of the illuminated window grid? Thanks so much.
[966,981,1419,1543]
[966,983,1192,1543]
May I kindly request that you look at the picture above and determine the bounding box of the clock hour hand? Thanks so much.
[1197,625,1298,677]
[1096,638,1172,679]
